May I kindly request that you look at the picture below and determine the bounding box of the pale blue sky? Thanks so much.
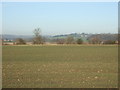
[2,2,118,35]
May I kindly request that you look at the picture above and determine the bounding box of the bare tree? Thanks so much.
[33,28,43,44]
[66,35,75,44]
[89,36,101,44]
[56,38,65,44]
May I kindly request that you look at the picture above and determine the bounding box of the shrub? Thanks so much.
[77,38,83,44]
[15,38,26,45]
[103,40,116,44]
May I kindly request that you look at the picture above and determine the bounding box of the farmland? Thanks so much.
[2,45,118,88]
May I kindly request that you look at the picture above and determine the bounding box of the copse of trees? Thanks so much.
[87,34,118,44]
[77,38,83,44]
[65,35,75,44]
[3,31,118,45]
[103,40,116,44]
[33,28,44,44]
[88,36,101,44]
[15,38,26,45]
[56,38,65,44]
[55,38,84,45]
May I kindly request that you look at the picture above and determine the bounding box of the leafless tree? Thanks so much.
[56,38,65,44]
[33,28,44,44]
[66,35,75,44]
[89,36,101,44]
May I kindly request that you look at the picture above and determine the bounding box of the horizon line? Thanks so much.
[1,32,118,36]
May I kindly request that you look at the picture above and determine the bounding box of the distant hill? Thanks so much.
[1,34,33,40]
[87,34,118,41]
[1,33,118,43]
[52,33,93,42]
[1,33,89,39]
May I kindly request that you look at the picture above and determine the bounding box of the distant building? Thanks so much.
[2,39,14,45]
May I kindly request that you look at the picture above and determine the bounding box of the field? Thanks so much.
[2,45,118,88]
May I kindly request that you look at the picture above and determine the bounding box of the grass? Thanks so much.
[2,45,118,88]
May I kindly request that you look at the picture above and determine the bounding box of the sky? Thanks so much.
[2,2,118,35]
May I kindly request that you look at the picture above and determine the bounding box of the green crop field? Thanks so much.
[2,45,118,88]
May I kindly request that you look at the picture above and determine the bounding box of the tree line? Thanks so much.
[12,28,119,45]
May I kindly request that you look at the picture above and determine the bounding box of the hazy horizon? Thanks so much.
[2,2,118,35]
[1,32,118,36]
